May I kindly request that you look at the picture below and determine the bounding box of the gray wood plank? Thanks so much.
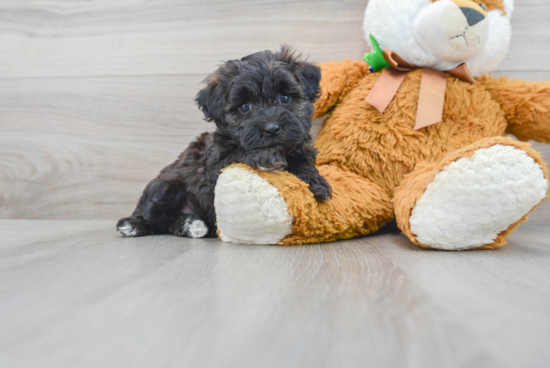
[498,0,550,71]
[0,75,212,219]
[0,0,369,78]
[0,0,547,78]
[493,70,550,81]
[0,215,549,368]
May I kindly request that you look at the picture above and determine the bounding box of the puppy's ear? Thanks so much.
[195,60,240,125]
[195,75,225,124]
[295,61,321,102]
[280,46,321,102]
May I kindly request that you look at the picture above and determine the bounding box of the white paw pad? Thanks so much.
[187,219,208,238]
[214,166,293,244]
[410,145,548,250]
[118,222,138,237]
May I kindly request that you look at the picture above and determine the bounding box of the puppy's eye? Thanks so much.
[239,103,252,113]
[478,3,486,10]
[279,95,291,105]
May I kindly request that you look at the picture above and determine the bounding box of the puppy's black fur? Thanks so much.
[117,47,332,238]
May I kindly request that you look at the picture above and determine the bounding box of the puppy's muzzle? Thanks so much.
[263,122,281,136]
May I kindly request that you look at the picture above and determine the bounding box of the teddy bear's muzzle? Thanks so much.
[414,0,489,64]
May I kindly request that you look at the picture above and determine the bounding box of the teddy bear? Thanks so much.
[213,0,550,250]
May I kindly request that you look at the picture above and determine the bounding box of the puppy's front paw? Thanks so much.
[117,217,148,237]
[257,159,287,172]
[309,176,332,202]
[244,149,287,172]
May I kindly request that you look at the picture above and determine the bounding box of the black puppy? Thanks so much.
[117,47,332,238]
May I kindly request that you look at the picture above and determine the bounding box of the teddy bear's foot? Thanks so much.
[394,138,549,250]
[214,164,293,244]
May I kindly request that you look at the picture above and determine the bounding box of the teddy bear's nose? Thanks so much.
[264,122,281,136]
[460,7,485,26]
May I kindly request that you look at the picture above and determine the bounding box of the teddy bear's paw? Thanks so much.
[214,166,293,244]
[409,144,548,250]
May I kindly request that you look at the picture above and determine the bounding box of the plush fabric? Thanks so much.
[394,137,549,250]
[363,0,511,76]
[214,0,550,250]
[215,164,293,244]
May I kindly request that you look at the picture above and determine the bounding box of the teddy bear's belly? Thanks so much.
[315,72,508,195]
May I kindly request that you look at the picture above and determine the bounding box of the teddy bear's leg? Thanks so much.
[479,77,550,143]
[215,163,393,245]
[394,137,549,250]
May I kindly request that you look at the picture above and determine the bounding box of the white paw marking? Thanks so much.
[118,222,137,237]
[410,145,548,250]
[188,219,208,238]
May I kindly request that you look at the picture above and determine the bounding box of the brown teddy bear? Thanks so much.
[214,0,550,250]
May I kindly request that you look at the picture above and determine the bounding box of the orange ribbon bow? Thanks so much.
[365,49,476,130]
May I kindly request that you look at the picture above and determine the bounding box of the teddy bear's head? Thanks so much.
[363,0,513,77]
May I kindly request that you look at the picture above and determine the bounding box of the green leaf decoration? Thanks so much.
[364,34,390,72]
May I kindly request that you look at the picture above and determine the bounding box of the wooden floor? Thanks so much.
[1,201,550,368]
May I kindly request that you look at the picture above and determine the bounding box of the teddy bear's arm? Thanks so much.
[313,59,371,118]
[479,76,550,143]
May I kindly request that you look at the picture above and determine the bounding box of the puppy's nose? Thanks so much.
[263,122,281,136]
[460,7,485,26]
